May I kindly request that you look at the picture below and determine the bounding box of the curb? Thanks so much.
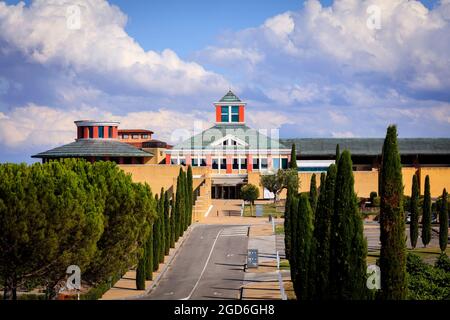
[107,223,197,300]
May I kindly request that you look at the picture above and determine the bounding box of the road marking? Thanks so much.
[180,228,223,300]
[220,226,249,237]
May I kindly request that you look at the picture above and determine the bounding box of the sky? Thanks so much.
[0,0,448,163]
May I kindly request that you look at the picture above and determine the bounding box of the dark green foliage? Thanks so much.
[319,172,326,193]
[312,164,336,300]
[406,253,450,300]
[335,144,340,164]
[410,175,420,249]
[292,194,313,300]
[186,166,193,228]
[135,256,146,290]
[144,232,153,281]
[290,143,298,169]
[379,125,406,300]
[0,159,156,299]
[169,197,176,248]
[241,184,260,216]
[288,196,299,283]
[158,188,166,263]
[163,191,171,255]
[329,150,367,300]
[174,168,184,241]
[439,189,448,252]
[309,173,318,212]
[422,175,432,247]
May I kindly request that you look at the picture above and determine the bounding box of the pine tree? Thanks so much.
[164,191,171,255]
[187,165,193,226]
[309,173,318,212]
[422,175,432,248]
[292,194,313,300]
[379,125,406,300]
[329,150,367,300]
[439,188,448,253]
[410,174,420,249]
[313,164,336,300]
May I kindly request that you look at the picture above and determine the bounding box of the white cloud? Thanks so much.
[0,0,229,95]
[331,131,357,138]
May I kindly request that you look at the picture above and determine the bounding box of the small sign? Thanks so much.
[247,249,258,268]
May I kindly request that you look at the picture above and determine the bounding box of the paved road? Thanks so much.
[143,224,249,300]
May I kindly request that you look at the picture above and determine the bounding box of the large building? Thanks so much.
[166,90,291,198]
[32,91,450,215]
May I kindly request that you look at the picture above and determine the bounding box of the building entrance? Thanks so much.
[211,184,243,199]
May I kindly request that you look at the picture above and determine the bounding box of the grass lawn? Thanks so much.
[367,247,450,265]
[243,202,284,218]
[275,224,284,235]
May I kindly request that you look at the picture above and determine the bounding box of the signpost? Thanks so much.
[247,249,258,268]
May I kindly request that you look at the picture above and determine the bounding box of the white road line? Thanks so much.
[180,228,223,300]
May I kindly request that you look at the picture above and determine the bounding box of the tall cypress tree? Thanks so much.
[422,175,432,248]
[136,254,146,290]
[319,172,326,194]
[145,229,153,280]
[439,188,448,253]
[158,188,166,263]
[290,143,297,169]
[285,143,299,260]
[292,194,314,300]
[410,174,420,249]
[379,125,406,300]
[164,191,171,255]
[187,165,193,226]
[309,173,318,212]
[313,164,336,300]
[288,196,299,291]
[335,144,340,164]
[174,169,183,241]
[152,194,161,271]
[330,150,367,300]
[169,197,176,248]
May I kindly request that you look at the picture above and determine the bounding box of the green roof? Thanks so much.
[281,138,450,157]
[32,139,152,158]
[219,90,242,103]
[172,124,289,151]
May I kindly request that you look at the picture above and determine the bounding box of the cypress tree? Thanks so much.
[329,150,367,300]
[439,188,448,253]
[187,165,193,227]
[164,191,171,255]
[319,172,326,194]
[422,175,432,248]
[145,230,153,280]
[379,125,406,300]
[136,255,146,290]
[292,194,314,300]
[174,169,183,241]
[152,194,161,271]
[170,197,176,248]
[285,144,299,260]
[158,188,166,263]
[290,143,298,169]
[288,196,299,288]
[335,144,340,164]
[313,164,336,299]
[410,174,419,249]
[309,173,318,212]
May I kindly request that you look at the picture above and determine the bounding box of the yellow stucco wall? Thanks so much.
[119,164,210,196]
[420,167,450,197]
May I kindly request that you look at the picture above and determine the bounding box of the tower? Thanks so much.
[214,90,246,124]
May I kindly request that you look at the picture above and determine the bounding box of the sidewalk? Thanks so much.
[101,225,195,300]
[241,222,290,300]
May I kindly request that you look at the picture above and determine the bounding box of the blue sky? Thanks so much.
[0,0,448,163]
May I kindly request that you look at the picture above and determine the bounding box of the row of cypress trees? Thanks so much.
[285,144,368,300]
[136,166,194,289]
[409,174,448,252]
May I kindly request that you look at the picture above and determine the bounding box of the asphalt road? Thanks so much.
[143,224,249,300]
